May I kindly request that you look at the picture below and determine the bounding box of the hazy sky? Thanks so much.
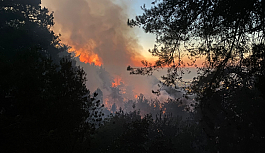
[103,0,157,56]
[41,0,204,67]
[41,0,168,102]
[40,0,198,107]
[127,0,157,56]
[42,0,157,62]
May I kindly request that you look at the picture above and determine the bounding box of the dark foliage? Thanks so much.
[128,0,265,152]
[0,1,102,152]
[90,109,211,153]
[0,0,61,62]
[0,51,100,152]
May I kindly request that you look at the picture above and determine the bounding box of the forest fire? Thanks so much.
[104,98,111,109]
[112,76,122,87]
[67,41,103,66]
[42,0,166,113]
[44,0,145,70]
[78,52,102,66]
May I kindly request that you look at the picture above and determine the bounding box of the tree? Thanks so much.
[108,85,124,109]
[89,109,148,153]
[90,109,210,153]
[0,0,103,152]
[0,50,103,152]
[0,0,61,62]
[128,0,265,152]
[128,0,264,84]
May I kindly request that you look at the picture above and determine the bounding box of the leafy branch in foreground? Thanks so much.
[127,0,265,152]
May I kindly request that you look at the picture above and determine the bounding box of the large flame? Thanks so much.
[78,51,102,66]
[67,39,103,66]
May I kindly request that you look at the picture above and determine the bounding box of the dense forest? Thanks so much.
[0,0,264,153]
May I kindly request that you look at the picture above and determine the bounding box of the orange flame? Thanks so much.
[162,108,166,114]
[112,76,122,87]
[68,39,103,66]
[79,52,102,66]
[104,98,112,109]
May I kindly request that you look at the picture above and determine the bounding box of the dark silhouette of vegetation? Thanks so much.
[0,1,102,152]
[90,109,211,153]
[128,0,265,152]
[2,0,264,152]
[0,0,61,62]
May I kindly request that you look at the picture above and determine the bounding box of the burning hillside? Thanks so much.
[42,0,143,71]
[41,0,193,113]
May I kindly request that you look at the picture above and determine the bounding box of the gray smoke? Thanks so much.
[42,0,188,110]
[42,0,143,74]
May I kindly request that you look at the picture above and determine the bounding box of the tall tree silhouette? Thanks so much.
[0,1,102,152]
[0,0,61,62]
[128,0,265,152]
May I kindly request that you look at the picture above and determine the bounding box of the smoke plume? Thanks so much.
[43,0,143,73]
[42,0,178,109]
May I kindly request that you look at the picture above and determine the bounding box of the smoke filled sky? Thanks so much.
[41,0,171,101]
[41,0,198,108]
[42,0,157,69]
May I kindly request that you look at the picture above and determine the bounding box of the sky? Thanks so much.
[40,0,163,105]
[41,0,198,108]
[42,0,157,64]
[127,0,157,57]
[41,0,203,67]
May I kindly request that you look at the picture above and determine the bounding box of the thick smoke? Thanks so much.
[41,0,191,112]
[42,0,142,74]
